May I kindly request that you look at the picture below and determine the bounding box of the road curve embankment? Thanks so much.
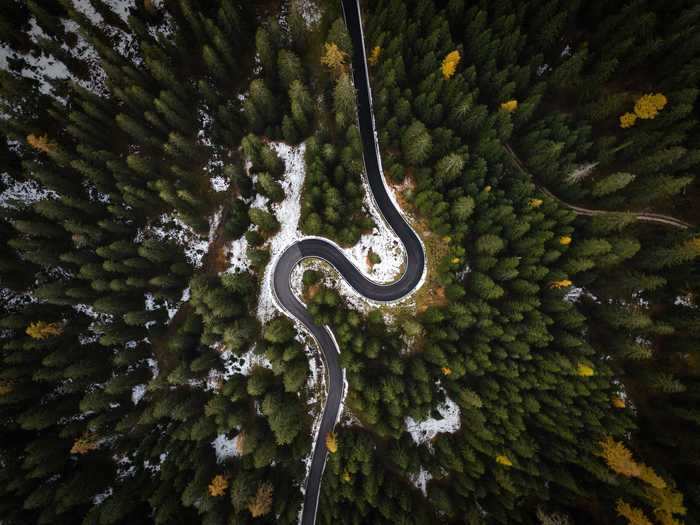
[270,1,426,524]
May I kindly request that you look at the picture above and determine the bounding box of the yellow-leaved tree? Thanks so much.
[634,93,667,119]
[500,100,518,112]
[576,363,595,377]
[600,437,686,525]
[599,436,642,478]
[620,112,638,128]
[325,432,338,453]
[368,46,381,66]
[549,279,573,289]
[26,321,63,339]
[617,500,653,525]
[321,42,348,77]
[612,396,626,408]
[247,482,273,518]
[441,50,460,79]
[496,455,512,467]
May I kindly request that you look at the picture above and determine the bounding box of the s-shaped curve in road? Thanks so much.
[270,1,425,524]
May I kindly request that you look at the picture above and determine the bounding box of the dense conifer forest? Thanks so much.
[0,1,698,524]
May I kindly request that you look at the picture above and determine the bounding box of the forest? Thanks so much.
[0,1,698,524]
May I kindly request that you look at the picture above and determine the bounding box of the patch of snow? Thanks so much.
[205,368,224,391]
[74,303,113,323]
[0,173,58,209]
[633,291,650,308]
[131,384,146,405]
[0,20,71,95]
[114,454,135,479]
[221,345,272,378]
[455,263,471,281]
[212,433,241,463]
[140,210,222,268]
[303,336,322,393]
[0,288,37,310]
[144,293,156,311]
[564,287,583,302]
[93,487,113,505]
[340,177,403,281]
[146,357,159,380]
[256,142,306,322]
[71,0,103,24]
[163,287,189,320]
[61,20,108,95]
[296,0,322,26]
[211,175,229,192]
[227,236,250,272]
[674,294,695,307]
[405,395,461,445]
[410,467,432,497]
[148,10,175,40]
[84,182,111,203]
[104,0,134,23]
[144,452,167,474]
[3,14,107,96]
[249,191,269,210]
[78,331,101,345]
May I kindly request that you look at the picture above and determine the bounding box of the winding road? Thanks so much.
[272,1,695,522]
[270,1,425,524]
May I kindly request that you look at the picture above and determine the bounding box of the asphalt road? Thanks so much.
[270,0,425,523]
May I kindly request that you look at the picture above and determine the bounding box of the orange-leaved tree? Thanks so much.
[247,482,273,518]
[26,321,63,339]
[208,475,229,497]
[27,133,56,153]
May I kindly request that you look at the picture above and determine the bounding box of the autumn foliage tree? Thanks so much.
[247,482,273,518]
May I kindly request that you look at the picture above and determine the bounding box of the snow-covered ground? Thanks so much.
[409,467,433,497]
[228,235,250,273]
[340,175,404,282]
[255,142,306,322]
[212,433,242,463]
[218,344,272,380]
[137,209,223,269]
[0,173,57,209]
[131,384,146,405]
[297,0,322,27]
[405,395,461,445]
[674,294,696,307]
[0,288,37,311]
